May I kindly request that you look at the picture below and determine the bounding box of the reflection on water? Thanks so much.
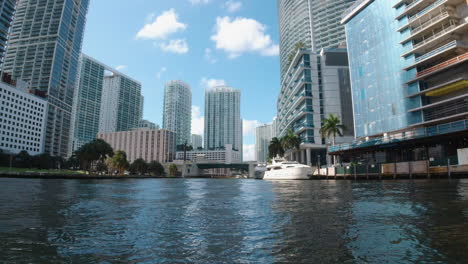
[0,178,467,263]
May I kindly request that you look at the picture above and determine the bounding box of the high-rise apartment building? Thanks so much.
[71,54,143,154]
[2,0,90,157]
[330,0,468,163]
[277,0,356,81]
[255,124,273,163]
[204,86,242,159]
[0,0,17,67]
[99,73,143,133]
[162,80,191,146]
[191,134,203,150]
[277,48,354,165]
[70,54,106,153]
[138,119,158,130]
[98,128,175,163]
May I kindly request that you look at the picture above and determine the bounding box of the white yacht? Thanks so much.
[263,159,312,180]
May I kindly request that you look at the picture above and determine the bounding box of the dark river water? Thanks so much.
[0,178,467,263]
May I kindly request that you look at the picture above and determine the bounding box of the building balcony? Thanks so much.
[409,93,468,113]
[400,11,456,43]
[408,74,468,97]
[404,40,461,71]
[416,51,468,78]
[422,98,468,122]
[401,20,468,58]
[424,79,468,96]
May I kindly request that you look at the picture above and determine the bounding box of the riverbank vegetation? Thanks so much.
[0,139,171,177]
[268,129,302,159]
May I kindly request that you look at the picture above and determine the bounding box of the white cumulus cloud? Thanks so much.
[243,120,262,136]
[243,144,255,161]
[160,39,189,54]
[224,1,242,12]
[201,77,226,89]
[192,105,204,135]
[115,65,127,71]
[211,16,279,58]
[136,9,187,40]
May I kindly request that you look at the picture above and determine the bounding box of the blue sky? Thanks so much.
[82,0,280,160]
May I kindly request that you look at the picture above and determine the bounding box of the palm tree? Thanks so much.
[108,150,129,175]
[281,129,301,151]
[320,114,345,146]
[320,114,346,165]
[268,137,284,159]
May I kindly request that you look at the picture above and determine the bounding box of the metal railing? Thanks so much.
[413,23,458,49]
[409,0,446,22]
[328,119,468,153]
[417,51,468,77]
[415,40,457,62]
[411,11,450,35]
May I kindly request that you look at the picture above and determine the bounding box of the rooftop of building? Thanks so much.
[206,85,240,93]
[81,53,141,85]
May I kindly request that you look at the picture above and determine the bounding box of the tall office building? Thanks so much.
[0,0,17,67]
[71,54,143,154]
[99,72,143,133]
[70,54,106,153]
[162,80,191,146]
[191,134,203,149]
[330,0,468,163]
[277,0,356,81]
[204,86,242,159]
[255,124,273,163]
[2,0,90,157]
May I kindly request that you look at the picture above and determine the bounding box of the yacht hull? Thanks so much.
[263,167,311,180]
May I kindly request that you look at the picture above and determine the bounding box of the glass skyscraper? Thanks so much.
[342,0,467,139]
[0,0,16,67]
[278,0,356,81]
[99,72,143,134]
[330,0,468,163]
[3,0,89,157]
[204,86,242,159]
[163,80,192,146]
[70,54,106,153]
[255,124,273,163]
[72,54,144,154]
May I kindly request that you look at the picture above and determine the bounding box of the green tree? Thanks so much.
[15,150,32,168]
[66,154,80,170]
[268,137,285,159]
[0,149,9,167]
[129,158,148,175]
[320,114,346,164]
[75,139,114,173]
[33,153,53,169]
[281,129,301,152]
[96,161,108,174]
[108,150,129,175]
[148,161,165,176]
[320,114,345,146]
[168,164,178,177]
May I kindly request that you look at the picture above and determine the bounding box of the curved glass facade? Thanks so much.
[345,0,422,138]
